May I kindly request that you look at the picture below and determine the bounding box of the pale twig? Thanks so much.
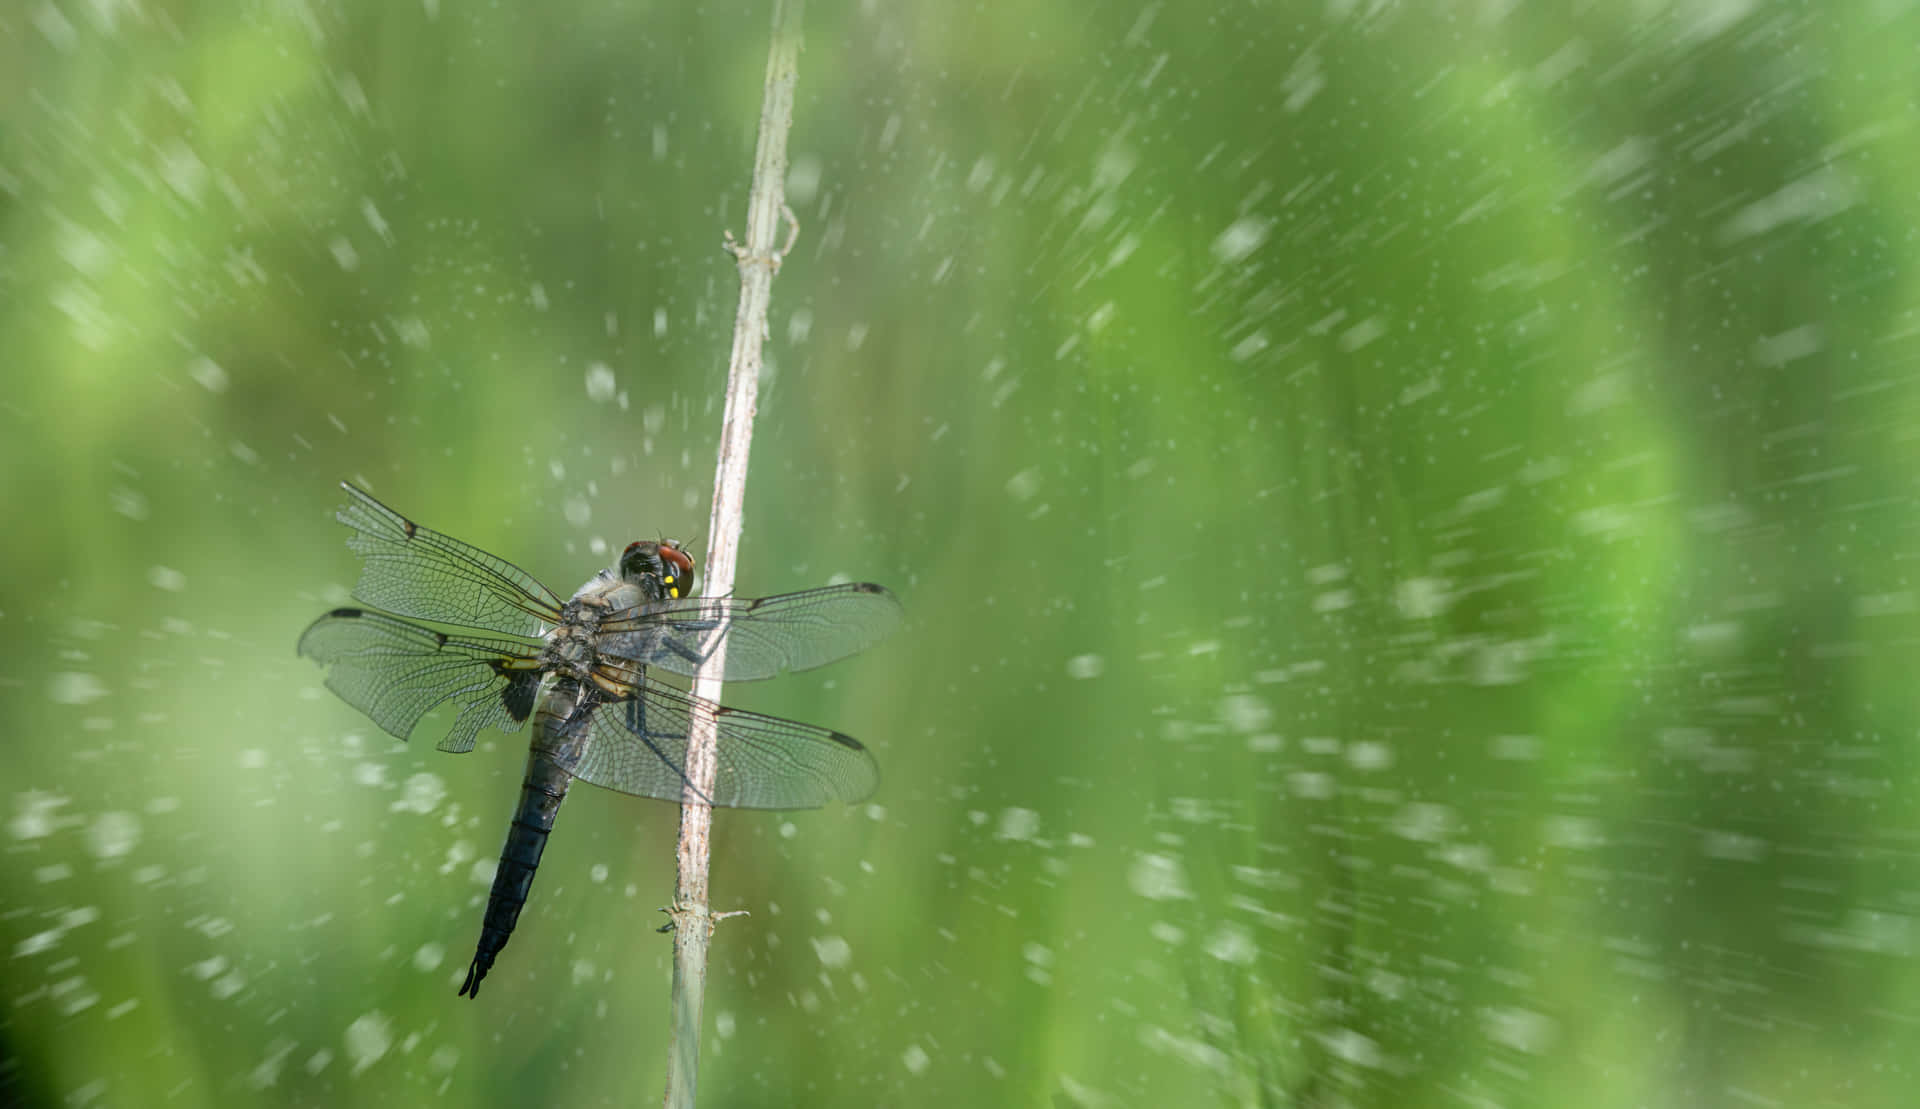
[661,1,804,1106]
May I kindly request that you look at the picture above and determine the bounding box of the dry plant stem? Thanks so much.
[662,1,803,1106]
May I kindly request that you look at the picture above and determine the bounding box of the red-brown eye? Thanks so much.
[657,541,695,598]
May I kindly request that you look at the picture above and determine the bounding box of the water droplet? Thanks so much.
[87,811,140,858]
[1129,853,1192,901]
[585,362,617,401]
[50,673,107,705]
[1065,654,1104,679]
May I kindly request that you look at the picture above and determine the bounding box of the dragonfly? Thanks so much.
[297,483,900,998]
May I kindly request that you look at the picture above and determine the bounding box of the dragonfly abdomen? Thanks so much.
[458,749,574,998]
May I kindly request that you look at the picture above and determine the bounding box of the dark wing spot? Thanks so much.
[402,519,417,538]
[824,728,867,752]
[493,663,542,722]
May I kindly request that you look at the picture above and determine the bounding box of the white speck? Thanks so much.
[529,283,548,310]
[1490,735,1541,761]
[110,487,149,520]
[1395,578,1451,619]
[352,762,389,789]
[1544,814,1603,850]
[393,773,445,814]
[589,862,609,883]
[902,1044,930,1076]
[238,748,268,769]
[50,673,107,705]
[1206,922,1256,965]
[1679,0,1755,42]
[34,2,77,49]
[1484,1007,1556,1054]
[1581,137,1651,190]
[714,1011,736,1039]
[811,935,852,968]
[1317,1027,1382,1068]
[344,1011,392,1076]
[56,219,111,275]
[1754,325,1822,367]
[1140,1025,1231,1072]
[88,812,140,858]
[788,155,822,204]
[1065,654,1104,679]
[1701,830,1767,862]
[249,1039,296,1090]
[1230,331,1270,362]
[1338,316,1386,352]
[1306,563,1347,585]
[1393,802,1453,843]
[148,566,186,592]
[329,236,359,271]
[1212,217,1270,264]
[1289,771,1335,800]
[55,977,100,1015]
[1022,942,1053,968]
[158,140,207,204]
[16,929,60,957]
[1282,52,1324,112]
[1720,166,1856,242]
[1472,640,1530,686]
[187,356,227,393]
[570,959,596,985]
[995,808,1039,842]
[1219,694,1271,733]
[413,943,444,972]
[1346,741,1392,771]
[585,362,617,401]
[1005,469,1041,502]
[1313,589,1353,613]
[1129,853,1192,901]
[1150,921,1186,944]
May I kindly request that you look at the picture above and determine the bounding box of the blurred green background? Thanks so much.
[5,0,1919,1105]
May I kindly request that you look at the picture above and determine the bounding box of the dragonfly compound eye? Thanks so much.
[657,541,695,598]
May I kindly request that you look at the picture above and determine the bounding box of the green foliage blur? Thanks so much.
[4,0,1919,1105]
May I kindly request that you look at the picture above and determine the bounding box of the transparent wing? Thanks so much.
[333,483,564,637]
[298,608,544,754]
[570,671,879,810]
[595,582,902,682]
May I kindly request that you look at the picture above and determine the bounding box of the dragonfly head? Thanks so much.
[619,538,696,600]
